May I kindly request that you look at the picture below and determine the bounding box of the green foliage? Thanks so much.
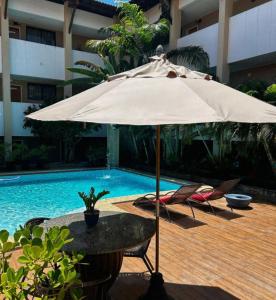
[0,226,84,300]
[67,3,209,88]
[0,144,10,164]
[87,3,169,60]
[167,46,210,72]
[236,80,269,100]
[24,104,101,162]
[64,54,118,87]
[87,144,107,167]
[28,145,55,162]
[78,187,110,213]
[11,144,29,163]
[264,84,276,104]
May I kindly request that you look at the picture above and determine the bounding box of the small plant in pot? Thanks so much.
[78,187,110,227]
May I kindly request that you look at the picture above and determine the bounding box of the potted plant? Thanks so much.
[0,225,84,299]
[78,187,110,227]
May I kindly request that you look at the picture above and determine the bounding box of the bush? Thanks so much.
[0,225,84,299]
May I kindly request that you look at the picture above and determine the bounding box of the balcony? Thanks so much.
[178,0,276,67]
[0,38,103,81]
[178,23,218,67]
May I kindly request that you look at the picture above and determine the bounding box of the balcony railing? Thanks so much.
[0,37,102,80]
[178,0,276,67]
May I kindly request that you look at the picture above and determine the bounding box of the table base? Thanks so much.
[77,251,124,300]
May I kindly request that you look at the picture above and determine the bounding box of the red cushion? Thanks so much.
[191,192,213,202]
[153,195,172,204]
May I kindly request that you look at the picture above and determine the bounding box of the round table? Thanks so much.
[42,211,155,299]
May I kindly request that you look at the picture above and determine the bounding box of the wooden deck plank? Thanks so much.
[110,200,276,300]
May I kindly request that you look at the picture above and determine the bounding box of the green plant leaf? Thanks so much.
[32,237,43,247]
[32,226,43,238]
[0,229,9,243]
[2,242,14,253]
[30,245,42,260]
[60,228,70,241]
[17,256,31,264]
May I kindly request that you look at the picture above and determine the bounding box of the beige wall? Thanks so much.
[230,64,276,87]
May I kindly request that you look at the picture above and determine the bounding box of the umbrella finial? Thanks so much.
[156,45,165,57]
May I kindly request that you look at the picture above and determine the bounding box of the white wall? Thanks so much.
[228,0,276,63]
[0,102,33,137]
[4,38,102,80]
[178,0,276,67]
[177,23,218,67]
[11,102,34,136]
[10,38,65,80]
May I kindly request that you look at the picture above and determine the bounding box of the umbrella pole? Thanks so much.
[155,125,161,272]
[139,125,174,300]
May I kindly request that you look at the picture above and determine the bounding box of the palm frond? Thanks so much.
[167,46,210,72]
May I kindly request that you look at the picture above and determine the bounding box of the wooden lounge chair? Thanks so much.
[187,178,241,216]
[133,184,202,220]
[124,239,154,274]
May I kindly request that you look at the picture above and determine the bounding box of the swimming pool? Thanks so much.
[0,169,183,232]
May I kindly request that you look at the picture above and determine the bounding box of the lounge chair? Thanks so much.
[133,184,202,220]
[124,239,154,274]
[187,178,241,216]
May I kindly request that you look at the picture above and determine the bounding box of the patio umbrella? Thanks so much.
[27,52,276,298]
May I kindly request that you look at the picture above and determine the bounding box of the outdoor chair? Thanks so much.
[24,217,51,229]
[124,239,154,274]
[187,178,241,217]
[133,184,202,221]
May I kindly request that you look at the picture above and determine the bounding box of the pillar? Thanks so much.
[107,125,119,168]
[169,0,181,51]
[216,0,233,83]
[1,0,12,159]
[106,15,120,168]
[64,0,73,98]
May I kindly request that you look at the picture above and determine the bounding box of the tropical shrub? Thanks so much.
[0,226,84,300]
[78,187,110,213]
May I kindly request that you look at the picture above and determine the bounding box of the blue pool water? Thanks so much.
[0,169,182,233]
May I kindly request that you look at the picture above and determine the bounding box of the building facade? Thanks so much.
[0,0,117,156]
[0,0,275,163]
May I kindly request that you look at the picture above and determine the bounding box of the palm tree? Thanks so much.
[64,2,211,167]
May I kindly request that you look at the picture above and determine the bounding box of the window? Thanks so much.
[11,85,22,102]
[26,27,56,46]
[28,83,56,102]
[186,25,198,35]
[9,26,21,39]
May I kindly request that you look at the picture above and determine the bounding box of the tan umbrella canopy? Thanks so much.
[27,56,276,125]
[27,55,276,286]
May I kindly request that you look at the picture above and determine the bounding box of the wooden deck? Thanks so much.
[110,199,276,300]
